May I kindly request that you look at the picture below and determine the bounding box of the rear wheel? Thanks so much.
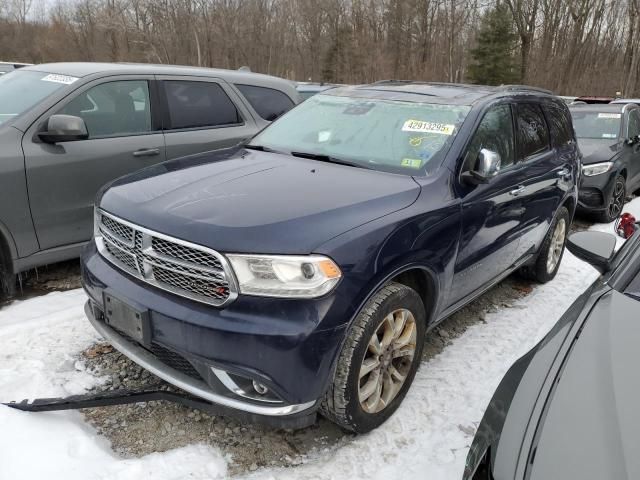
[320,282,426,433]
[520,206,569,283]
[596,175,626,223]
[0,252,15,301]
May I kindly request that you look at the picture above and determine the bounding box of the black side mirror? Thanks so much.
[566,231,617,274]
[462,148,502,185]
[38,114,88,143]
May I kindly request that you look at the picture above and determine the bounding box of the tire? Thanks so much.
[520,206,569,284]
[0,252,15,301]
[320,282,426,433]
[595,174,626,223]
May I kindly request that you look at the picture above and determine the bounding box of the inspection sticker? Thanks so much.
[402,119,455,135]
[41,74,79,85]
[400,158,423,168]
[598,113,621,119]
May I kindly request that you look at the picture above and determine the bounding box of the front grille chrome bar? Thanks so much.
[95,209,238,307]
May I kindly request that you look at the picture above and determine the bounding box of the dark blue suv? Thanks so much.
[81,82,579,433]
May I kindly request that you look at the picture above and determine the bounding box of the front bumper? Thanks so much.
[577,168,617,211]
[81,242,349,423]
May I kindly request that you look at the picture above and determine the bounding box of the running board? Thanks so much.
[2,387,316,430]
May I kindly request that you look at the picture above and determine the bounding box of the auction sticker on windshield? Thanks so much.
[41,74,79,85]
[598,113,621,119]
[402,119,455,135]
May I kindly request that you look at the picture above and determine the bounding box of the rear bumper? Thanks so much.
[81,242,349,421]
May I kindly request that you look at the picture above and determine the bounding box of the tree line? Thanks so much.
[0,0,637,96]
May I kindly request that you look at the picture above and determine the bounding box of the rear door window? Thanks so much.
[544,105,574,147]
[58,80,152,138]
[163,80,241,130]
[515,103,550,158]
[235,84,295,121]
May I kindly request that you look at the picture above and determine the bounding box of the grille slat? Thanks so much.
[96,211,235,306]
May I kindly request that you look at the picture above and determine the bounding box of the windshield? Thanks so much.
[571,111,621,140]
[250,94,471,175]
[0,70,75,125]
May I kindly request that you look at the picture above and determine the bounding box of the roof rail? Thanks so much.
[371,79,418,85]
[497,84,554,95]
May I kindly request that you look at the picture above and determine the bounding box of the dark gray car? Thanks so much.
[0,63,298,294]
[464,224,640,479]
[571,103,640,222]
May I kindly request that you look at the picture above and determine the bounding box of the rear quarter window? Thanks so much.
[516,103,551,158]
[235,84,295,121]
[164,80,241,130]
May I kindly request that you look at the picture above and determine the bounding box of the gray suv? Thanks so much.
[0,62,298,295]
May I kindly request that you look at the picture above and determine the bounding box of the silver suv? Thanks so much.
[0,63,298,295]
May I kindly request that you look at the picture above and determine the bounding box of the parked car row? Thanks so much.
[7,65,634,458]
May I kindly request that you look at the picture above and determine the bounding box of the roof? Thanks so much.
[324,81,555,105]
[20,62,295,89]
[610,98,640,105]
[569,103,630,113]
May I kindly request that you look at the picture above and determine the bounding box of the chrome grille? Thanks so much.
[95,210,237,306]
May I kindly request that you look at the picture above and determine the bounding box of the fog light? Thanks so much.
[252,381,269,395]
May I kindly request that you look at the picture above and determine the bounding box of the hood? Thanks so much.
[529,290,640,480]
[99,148,420,254]
[577,138,619,164]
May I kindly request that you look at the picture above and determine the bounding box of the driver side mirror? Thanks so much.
[38,114,89,144]
[566,231,617,274]
[462,148,502,185]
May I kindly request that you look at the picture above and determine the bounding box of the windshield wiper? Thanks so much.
[290,151,372,170]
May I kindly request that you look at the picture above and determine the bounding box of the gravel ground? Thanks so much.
[78,274,533,475]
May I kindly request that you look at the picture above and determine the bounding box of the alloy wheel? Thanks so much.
[546,218,566,274]
[608,178,625,220]
[358,308,417,414]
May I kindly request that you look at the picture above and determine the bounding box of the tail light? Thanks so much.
[615,213,637,239]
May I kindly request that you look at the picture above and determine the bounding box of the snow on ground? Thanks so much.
[1,198,639,480]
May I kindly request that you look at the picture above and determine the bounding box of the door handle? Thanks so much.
[133,148,160,157]
[509,185,525,196]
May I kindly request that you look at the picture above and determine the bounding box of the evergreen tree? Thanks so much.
[468,3,520,86]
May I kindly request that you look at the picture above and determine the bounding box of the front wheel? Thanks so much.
[596,174,626,223]
[320,282,426,433]
[520,206,569,283]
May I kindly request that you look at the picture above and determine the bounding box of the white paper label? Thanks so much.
[602,133,617,138]
[41,74,79,85]
[598,113,621,119]
[402,119,455,135]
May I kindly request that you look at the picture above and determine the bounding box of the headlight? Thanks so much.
[582,161,613,176]
[226,254,342,298]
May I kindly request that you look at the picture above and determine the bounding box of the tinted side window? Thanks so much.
[627,110,640,139]
[235,84,295,121]
[164,81,241,130]
[545,105,574,147]
[59,80,151,138]
[516,103,550,158]
[465,104,515,171]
